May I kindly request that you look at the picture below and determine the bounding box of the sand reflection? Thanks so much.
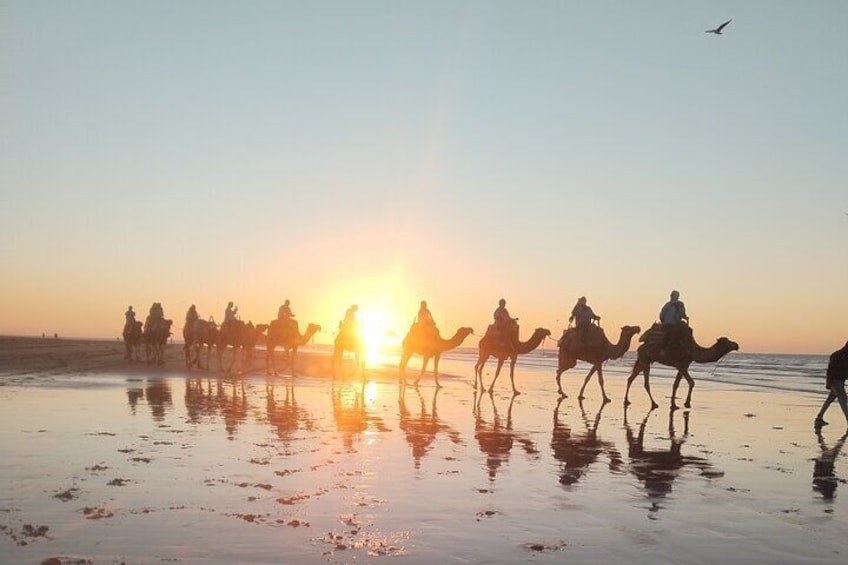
[474,391,539,481]
[813,431,848,500]
[625,409,720,515]
[398,387,461,468]
[551,397,621,486]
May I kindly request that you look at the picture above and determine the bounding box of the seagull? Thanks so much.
[705,19,732,35]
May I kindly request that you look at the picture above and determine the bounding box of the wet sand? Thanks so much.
[1,337,846,564]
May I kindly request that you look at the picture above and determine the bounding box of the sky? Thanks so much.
[1,1,846,354]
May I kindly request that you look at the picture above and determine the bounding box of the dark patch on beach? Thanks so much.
[1,523,51,546]
[83,507,113,520]
[476,488,493,494]
[276,493,311,505]
[744,413,756,418]
[53,488,79,502]
[107,478,130,486]
[522,541,567,552]
[130,456,152,463]
[85,463,108,472]
[476,510,500,520]
[40,558,93,565]
[87,432,116,437]
[250,458,271,465]
[278,519,310,527]
[154,440,174,445]
[117,448,135,454]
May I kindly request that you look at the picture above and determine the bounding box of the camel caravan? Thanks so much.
[121,290,738,409]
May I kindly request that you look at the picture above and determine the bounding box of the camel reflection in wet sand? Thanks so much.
[398,387,461,469]
[474,391,539,481]
[126,377,173,422]
[625,409,721,516]
[332,382,389,452]
[813,431,848,500]
[265,381,317,446]
[184,377,250,438]
[551,397,621,486]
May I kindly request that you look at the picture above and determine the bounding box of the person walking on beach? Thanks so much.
[569,296,600,346]
[659,290,689,353]
[815,341,848,429]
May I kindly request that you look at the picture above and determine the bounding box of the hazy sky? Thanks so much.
[2,1,846,354]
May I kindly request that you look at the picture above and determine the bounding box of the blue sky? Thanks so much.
[2,1,846,353]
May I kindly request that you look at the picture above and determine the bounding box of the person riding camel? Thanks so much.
[223,301,238,333]
[145,302,164,334]
[493,298,516,350]
[341,304,359,337]
[277,299,295,321]
[185,304,199,326]
[124,306,136,332]
[569,296,601,346]
[659,290,689,353]
[415,300,438,339]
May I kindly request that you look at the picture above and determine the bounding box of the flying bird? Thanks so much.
[705,19,732,35]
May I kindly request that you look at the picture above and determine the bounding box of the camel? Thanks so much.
[474,326,551,394]
[332,323,365,379]
[266,319,321,376]
[123,320,143,361]
[217,320,268,374]
[184,319,218,370]
[623,323,739,410]
[555,325,641,401]
[143,317,172,365]
[398,325,474,388]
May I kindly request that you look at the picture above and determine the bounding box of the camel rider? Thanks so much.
[278,300,294,321]
[185,305,199,327]
[416,300,437,339]
[569,296,600,346]
[124,306,136,331]
[145,302,164,334]
[342,304,359,336]
[493,298,515,348]
[659,290,689,352]
[223,301,238,332]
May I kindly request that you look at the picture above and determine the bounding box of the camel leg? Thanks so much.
[415,356,430,387]
[266,346,274,376]
[474,355,489,391]
[489,359,505,393]
[596,365,611,403]
[509,356,520,395]
[578,366,597,400]
[624,365,639,406]
[670,370,684,410]
[642,365,659,410]
[399,352,411,386]
[433,355,442,389]
[682,370,695,409]
[555,368,567,398]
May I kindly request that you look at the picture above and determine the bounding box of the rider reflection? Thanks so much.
[474,391,539,481]
[551,397,621,486]
[398,387,460,469]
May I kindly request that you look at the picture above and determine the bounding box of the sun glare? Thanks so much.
[359,308,403,366]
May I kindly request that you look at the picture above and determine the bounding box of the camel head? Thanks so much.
[534,327,552,339]
[457,327,475,341]
[716,337,739,354]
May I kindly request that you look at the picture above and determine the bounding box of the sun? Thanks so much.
[358,307,404,366]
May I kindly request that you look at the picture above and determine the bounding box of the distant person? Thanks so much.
[659,290,689,353]
[277,299,294,321]
[569,296,600,345]
[815,341,848,429]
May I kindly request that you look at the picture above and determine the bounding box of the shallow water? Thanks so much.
[1,355,846,564]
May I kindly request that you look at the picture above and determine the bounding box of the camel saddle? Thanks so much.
[639,323,694,351]
[558,325,605,351]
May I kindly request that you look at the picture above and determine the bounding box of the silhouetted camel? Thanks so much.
[123,320,143,362]
[624,324,738,410]
[556,325,641,401]
[143,317,172,365]
[399,325,474,387]
[217,320,268,374]
[332,323,365,380]
[185,319,218,370]
[474,326,550,394]
[266,320,321,376]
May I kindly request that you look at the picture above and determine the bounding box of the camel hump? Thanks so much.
[639,323,664,343]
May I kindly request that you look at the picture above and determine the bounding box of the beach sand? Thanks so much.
[1,337,846,564]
